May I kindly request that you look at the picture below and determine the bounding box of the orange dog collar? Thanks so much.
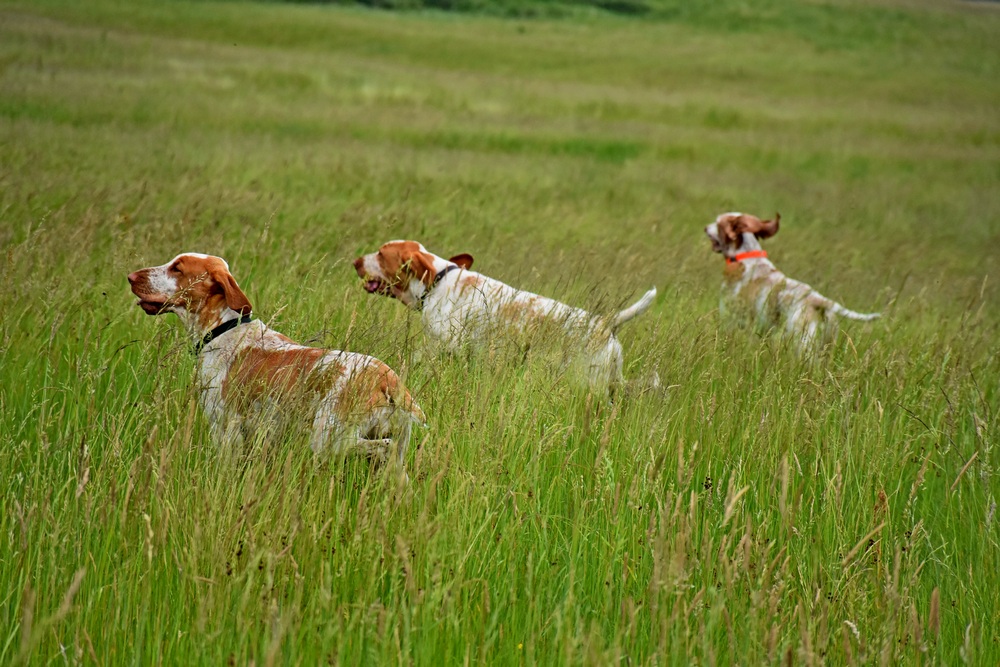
[726,250,768,265]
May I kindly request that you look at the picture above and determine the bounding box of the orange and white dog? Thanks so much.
[128,253,425,477]
[705,212,880,351]
[353,240,657,393]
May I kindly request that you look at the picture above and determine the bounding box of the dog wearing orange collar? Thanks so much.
[705,212,880,352]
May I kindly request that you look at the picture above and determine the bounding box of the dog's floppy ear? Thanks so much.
[448,253,474,270]
[212,266,253,315]
[719,216,741,243]
[407,251,438,286]
[754,213,780,239]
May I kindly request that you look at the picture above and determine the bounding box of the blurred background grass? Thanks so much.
[1,0,998,663]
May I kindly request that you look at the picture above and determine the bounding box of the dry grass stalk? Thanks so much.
[950,451,978,493]
[722,485,749,527]
[909,602,922,650]
[928,588,940,640]
[842,522,886,567]
[842,625,855,666]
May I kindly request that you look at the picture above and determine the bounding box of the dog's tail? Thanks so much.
[610,287,657,330]
[831,302,880,322]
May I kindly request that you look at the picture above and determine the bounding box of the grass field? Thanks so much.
[1,0,999,663]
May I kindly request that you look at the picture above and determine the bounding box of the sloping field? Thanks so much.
[1,0,998,663]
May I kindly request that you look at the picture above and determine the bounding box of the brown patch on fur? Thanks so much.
[174,256,252,322]
[129,254,252,328]
[717,215,742,244]
[498,299,540,323]
[497,298,553,338]
[736,269,801,329]
[458,274,482,295]
[723,261,746,285]
[449,253,474,270]
[222,347,342,415]
[717,213,780,251]
[734,213,780,239]
[336,362,424,423]
[374,241,438,289]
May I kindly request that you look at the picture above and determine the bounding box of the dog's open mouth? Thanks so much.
[363,278,392,296]
[136,298,167,314]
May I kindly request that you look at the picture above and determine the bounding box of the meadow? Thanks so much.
[1,0,998,663]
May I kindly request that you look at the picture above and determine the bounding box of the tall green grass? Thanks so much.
[1,0,998,663]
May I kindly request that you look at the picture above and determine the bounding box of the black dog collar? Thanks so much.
[418,265,462,309]
[194,314,252,355]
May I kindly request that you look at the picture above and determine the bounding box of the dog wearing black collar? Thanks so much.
[128,252,425,479]
[353,240,656,394]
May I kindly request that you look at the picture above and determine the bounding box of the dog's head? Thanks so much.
[354,241,473,308]
[127,253,252,330]
[705,212,780,257]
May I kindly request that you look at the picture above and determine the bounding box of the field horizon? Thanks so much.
[1,0,998,663]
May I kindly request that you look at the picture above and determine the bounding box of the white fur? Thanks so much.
[705,214,880,352]
[357,242,656,393]
[199,321,418,469]
[129,254,423,480]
